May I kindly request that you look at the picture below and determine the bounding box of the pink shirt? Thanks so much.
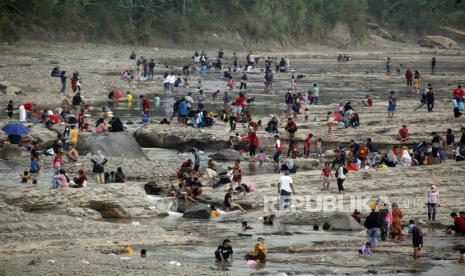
[385,211,393,223]
[55,174,69,187]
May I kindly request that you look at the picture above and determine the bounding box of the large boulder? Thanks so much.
[76,132,146,159]
[134,124,225,150]
[27,124,59,148]
[182,204,211,219]
[418,35,458,49]
[322,212,364,231]
[144,181,164,195]
[293,158,320,170]
[0,144,23,160]
[209,149,243,161]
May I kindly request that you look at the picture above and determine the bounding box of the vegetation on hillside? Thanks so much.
[1,0,464,44]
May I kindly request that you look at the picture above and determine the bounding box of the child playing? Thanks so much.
[320,162,332,191]
[304,108,309,122]
[20,171,30,184]
[327,112,334,135]
[257,149,265,166]
[304,134,313,157]
[358,242,372,254]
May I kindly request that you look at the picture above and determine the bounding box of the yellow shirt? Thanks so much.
[70,129,80,144]
[127,94,133,102]
[253,242,267,256]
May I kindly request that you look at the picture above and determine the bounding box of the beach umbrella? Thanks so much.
[113,89,124,99]
[1,123,30,136]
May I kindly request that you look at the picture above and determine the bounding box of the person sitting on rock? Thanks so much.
[285,117,298,135]
[206,159,217,179]
[177,159,193,180]
[70,170,87,188]
[213,166,233,188]
[215,239,233,262]
[176,182,198,203]
[265,117,279,133]
[244,237,267,262]
[210,204,220,217]
[186,176,203,198]
[224,187,246,213]
[358,242,372,254]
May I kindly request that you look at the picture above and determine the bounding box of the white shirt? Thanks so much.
[279,175,293,193]
[169,75,176,84]
[337,167,346,179]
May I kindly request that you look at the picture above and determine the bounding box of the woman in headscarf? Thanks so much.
[19,105,26,122]
[91,150,107,184]
[390,203,403,240]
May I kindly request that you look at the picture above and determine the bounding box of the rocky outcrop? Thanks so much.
[209,149,243,161]
[27,124,59,148]
[0,184,167,219]
[418,35,458,49]
[0,80,24,98]
[0,144,24,161]
[144,181,164,195]
[134,124,226,150]
[76,132,146,159]
[322,212,364,231]
[293,158,320,170]
[182,204,211,219]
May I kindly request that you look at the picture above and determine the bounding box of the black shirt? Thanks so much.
[364,212,380,229]
[412,225,423,246]
[149,61,155,69]
[215,245,233,260]
[224,193,232,208]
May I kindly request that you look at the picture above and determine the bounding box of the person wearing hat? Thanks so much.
[244,237,267,262]
[411,219,426,263]
[426,185,440,221]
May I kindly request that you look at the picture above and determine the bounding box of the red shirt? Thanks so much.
[304,137,311,149]
[142,98,150,111]
[399,128,409,138]
[235,96,245,106]
[287,121,297,129]
[244,132,259,146]
[455,216,465,232]
[453,88,464,98]
[322,167,331,177]
[367,97,373,107]
[23,102,33,110]
[275,139,282,152]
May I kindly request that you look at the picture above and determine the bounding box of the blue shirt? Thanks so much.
[179,101,188,116]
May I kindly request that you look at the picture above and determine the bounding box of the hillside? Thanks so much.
[1,0,465,48]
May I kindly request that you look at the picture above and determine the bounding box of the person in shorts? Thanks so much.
[320,162,332,191]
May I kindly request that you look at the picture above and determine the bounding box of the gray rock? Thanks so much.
[76,132,146,159]
[182,204,211,219]
[418,35,458,49]
[144,181,164,195]
[322,212,364,231]
[293,158,320,169]
[27,124,59,148]
[209,149,243,161]
[87,199,131,218]
[0,144,23,160]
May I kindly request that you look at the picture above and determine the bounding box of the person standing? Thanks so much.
[431,57,436,74]
[91,151,107,184]
[198,90,206,111]
[148,59,155,80]
[426,185,440,221]
[388,91,397,118]
[426,84,435,112]
[390,203,403,240]
[191,148,201,172]
[240,74,247,90]
[6,100,13,120]
[273,135,282,169]
[60,71,67,93]
[335,165,347,194]
[386,57,391,75]
[244,131,259,161]
[311,83,319,105]
[278,170,296,210]
[364,209,381,247]
[405,68,413,87]
[367,138,377,166]
[412,220,426,263]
